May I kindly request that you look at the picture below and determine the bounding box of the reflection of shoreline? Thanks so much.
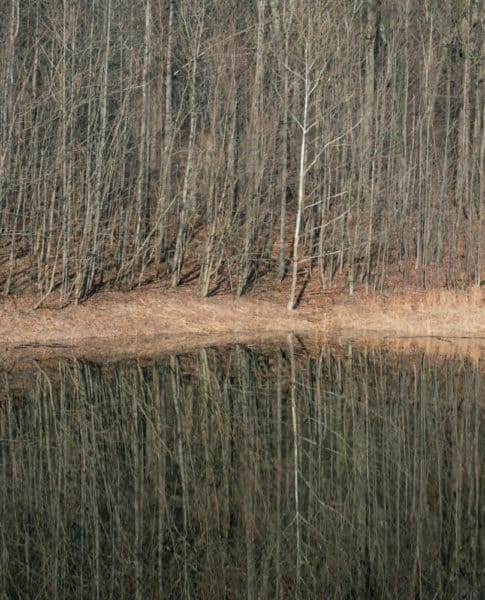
[0,287,484,365]
[2,332,485,371]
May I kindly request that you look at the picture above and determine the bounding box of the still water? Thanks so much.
[1,341,483,599]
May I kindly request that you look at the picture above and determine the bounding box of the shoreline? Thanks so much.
[1,286,484,365]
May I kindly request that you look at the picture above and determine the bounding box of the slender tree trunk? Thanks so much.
[279,30,290,281]
[288,45,311,311]
[133,0,151,284]
[172,8,202,286]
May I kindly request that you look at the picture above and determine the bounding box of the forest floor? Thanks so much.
[1,281,484,366]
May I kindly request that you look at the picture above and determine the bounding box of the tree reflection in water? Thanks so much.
[1,343,483,599]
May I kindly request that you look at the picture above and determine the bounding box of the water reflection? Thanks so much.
[1,342,483,599]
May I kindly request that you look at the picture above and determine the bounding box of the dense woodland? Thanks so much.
[0,0,484,305]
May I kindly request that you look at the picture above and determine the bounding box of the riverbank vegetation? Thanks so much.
[1,285,484,366]
[1,1,484,306]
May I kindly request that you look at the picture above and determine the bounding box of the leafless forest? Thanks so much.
[0,0,484,304]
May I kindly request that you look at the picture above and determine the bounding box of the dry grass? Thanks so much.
[0,284,484,366]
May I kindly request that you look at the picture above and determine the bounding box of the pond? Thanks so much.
[1,340,483,599]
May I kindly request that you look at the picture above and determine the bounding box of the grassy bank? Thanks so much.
[1,284,484,365]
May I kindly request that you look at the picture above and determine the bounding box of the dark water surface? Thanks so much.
[1,341,484,599]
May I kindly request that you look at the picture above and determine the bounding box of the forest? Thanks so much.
[0,0,483,306]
